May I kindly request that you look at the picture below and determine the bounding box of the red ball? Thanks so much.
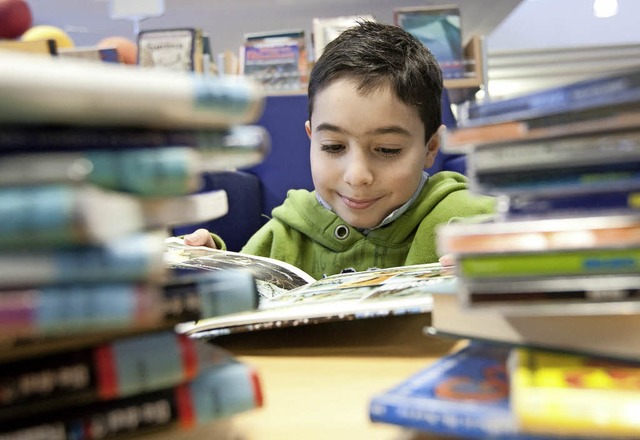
[0,0,32,39]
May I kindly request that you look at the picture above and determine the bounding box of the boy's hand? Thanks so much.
[438,254,455,275]
[438,254,455,267]
[183,228,217,249]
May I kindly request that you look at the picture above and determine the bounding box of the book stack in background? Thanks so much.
[240,29,308,93]
[435,65,640,359]
[137,27,214,75]
[369,67,640,439]
[0,49,270,438]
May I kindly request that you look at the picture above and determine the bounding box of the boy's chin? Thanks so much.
[339,215,382,231]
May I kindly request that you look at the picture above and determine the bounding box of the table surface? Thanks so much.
[198,313,466,440]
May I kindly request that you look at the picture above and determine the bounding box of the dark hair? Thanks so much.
[308,20,443,141]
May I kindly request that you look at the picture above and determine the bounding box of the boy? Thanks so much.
[184,21,494,279]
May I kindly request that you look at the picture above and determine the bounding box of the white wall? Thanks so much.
[26,0,520,55]
[488,0,639,50]
[481,0,640,99]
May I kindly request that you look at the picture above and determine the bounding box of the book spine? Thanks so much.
[465,69,640,124]
[458,248,640,278]
[83,148,202,197]
[0,185,229,249]
[471,131,640,172]
[0,360,262,439]
[138,190,229,229]
[164,269,259,320]
[465,282,640,307]
[0,124,269,154]
[511,349,640,437]
[507,189,640,218]
[0,332,236,420]
[0,232,166,287]
[437,215,640,255]
[472,162,640,196]
[0,185,146,249]
[0,269,259,338]
[0,283,164,337]
[0,51,265,129]
[475,160,640,181]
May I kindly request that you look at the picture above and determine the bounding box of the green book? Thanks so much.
[459,248,640,278]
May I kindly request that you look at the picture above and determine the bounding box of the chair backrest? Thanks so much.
[171,170,263,252]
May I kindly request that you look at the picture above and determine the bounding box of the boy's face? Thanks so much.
[306,78,440,229]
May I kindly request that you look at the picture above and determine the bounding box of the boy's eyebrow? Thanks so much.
[367,126,412,137]
[315,122,350,135]
[315,123,411,137]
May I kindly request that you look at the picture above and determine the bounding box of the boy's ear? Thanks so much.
[423,124,445,168]
[305,120,312,139]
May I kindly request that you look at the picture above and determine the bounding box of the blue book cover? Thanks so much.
[507,188,640,218]
[369,343,555,439]
[464,67,640,126]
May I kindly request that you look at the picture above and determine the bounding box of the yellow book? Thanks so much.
[0,38,56,55]
[510,348,640,438]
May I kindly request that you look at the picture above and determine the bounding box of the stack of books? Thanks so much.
[435,66,640,359]
[369,67,640,439]
[0,49,270,438]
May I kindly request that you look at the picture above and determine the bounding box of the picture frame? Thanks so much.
[394,5,466,79]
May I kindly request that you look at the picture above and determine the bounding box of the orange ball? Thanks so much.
[98,36,137,65]
[0,0,32,38]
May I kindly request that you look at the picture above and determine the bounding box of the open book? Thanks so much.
[164,238,455,339]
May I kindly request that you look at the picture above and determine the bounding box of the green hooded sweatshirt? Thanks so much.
[238,171,495,280]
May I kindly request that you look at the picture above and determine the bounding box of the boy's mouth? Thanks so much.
[340,195,381,210]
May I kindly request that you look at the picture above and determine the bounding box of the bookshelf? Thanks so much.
[444,35,488,105]
[261,34,487,98]
[444,35,486,90]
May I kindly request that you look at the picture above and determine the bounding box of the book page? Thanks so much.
[173,256,455,337]
[164,237,315,300]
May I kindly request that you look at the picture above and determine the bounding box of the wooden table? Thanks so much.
[204,313,464,439]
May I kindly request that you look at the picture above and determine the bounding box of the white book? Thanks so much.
[0,184,228,248]
[0,231,168,287]
[0,50,265,129]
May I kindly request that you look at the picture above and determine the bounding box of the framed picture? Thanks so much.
[137,28,204,72]
[241,29,308,92]
[394,5,466,79]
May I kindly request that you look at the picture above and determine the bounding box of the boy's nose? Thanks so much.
[343,154,374,187]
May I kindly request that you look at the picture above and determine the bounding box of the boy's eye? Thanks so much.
[321,144,345,154]
[377,147,402,157]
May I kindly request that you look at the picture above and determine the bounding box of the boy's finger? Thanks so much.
[184,229,216,248]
